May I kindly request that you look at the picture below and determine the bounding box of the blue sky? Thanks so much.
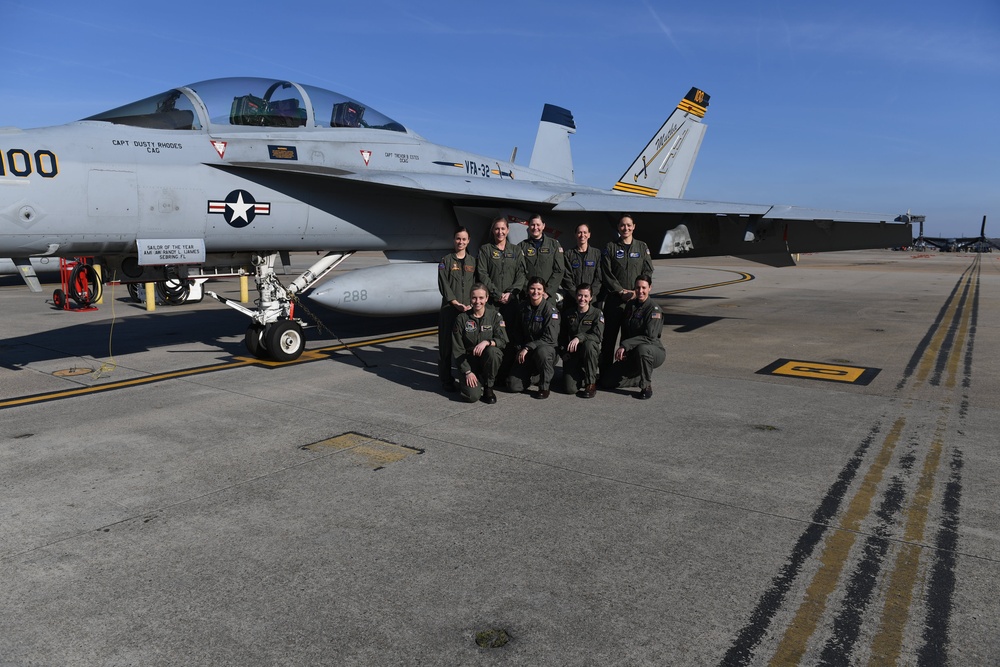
[3,0,998,237]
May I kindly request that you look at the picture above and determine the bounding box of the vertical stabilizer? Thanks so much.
[528,104,576,182]
[612,87,710,198]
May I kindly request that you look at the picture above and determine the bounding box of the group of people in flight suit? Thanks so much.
[437,213,665,404]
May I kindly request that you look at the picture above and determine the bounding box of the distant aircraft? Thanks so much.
[914,215,996,252]
[0,77,911,360]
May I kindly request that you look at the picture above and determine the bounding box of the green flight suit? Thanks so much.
[507,298,561,393]
[437,251,477,383]
[560,305,604,393]
[452,306,508,403]
[519,236,565,294]
[601,297,665,390]
[600,238,654,371]
[561,246,603,298]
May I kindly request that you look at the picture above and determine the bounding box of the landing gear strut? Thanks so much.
[208,251,353,362]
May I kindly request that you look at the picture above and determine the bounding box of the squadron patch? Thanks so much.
[492,250,501,259]
[616,249,625,259]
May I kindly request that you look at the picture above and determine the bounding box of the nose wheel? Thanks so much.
[265,320,305,362]
[244,320,305,362]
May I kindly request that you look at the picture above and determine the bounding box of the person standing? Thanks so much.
[560,283,604,398]
[600,214,654,372]
[477,216,526,323]
[452,284,507,404]
[560,222,602,305]
[437,227,477,391]
[601,275,665,399]
[507,277,560,399]
[519,214,564,301]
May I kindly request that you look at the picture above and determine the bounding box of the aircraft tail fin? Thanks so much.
[612,87,710,198]
[528,104,576,182]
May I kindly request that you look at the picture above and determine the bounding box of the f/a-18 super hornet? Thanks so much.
[0,77,910,361]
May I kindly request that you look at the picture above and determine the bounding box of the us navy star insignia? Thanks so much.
[207,190,271,228]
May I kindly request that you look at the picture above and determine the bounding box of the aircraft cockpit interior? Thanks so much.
[83,77,406,133]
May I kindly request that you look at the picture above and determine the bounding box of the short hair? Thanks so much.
[575,283,592,294]
[469,283,488,297]
[528,213,544,224]
[575,222,591,233]
[635,274,652,287]
[526,276,547,291]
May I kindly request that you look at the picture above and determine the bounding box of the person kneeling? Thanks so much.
[507,277,560,399]
[600,275,664,399]
[561,283,604,398]
[452,284,507,404]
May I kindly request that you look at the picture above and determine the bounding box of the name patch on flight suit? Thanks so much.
[540,247,550,254]
[465,265,475,272]
[585,260,596,267]
[481,324,492,331]
[629,252,640,258]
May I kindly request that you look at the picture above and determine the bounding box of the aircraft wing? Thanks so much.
[221,163,911,264]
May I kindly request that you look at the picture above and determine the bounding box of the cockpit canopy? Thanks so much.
[83,77,407,133]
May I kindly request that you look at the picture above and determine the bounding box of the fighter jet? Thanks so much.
[0,77,911,361]
[914,215,996,252]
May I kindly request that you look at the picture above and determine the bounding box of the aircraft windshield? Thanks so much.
[84,89,201,130]
[83,77,407,133]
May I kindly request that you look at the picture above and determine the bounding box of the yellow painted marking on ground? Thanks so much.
[867,414,947,666]
[0,359,258,409]
[944,265,976,389]
[914,270,971,387]
[0,329,437,410]
[769,417,906,666]
[772,361,867,383]
[653,271,754,296]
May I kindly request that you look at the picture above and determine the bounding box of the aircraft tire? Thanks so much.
[53,289,66,310]
[265,320,305,362]
[244,324,269,359]
[127,282,142,303]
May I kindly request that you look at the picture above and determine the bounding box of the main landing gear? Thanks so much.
[208,251,353,362]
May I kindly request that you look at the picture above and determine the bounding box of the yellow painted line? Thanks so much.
[867,414,947,666]
[653,271,755,295]
[0,328,437,410]
[914,270,971,387]
[769,417,906,666]
[944,264,976,389]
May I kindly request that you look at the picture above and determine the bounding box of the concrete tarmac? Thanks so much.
[1,250,997,666]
